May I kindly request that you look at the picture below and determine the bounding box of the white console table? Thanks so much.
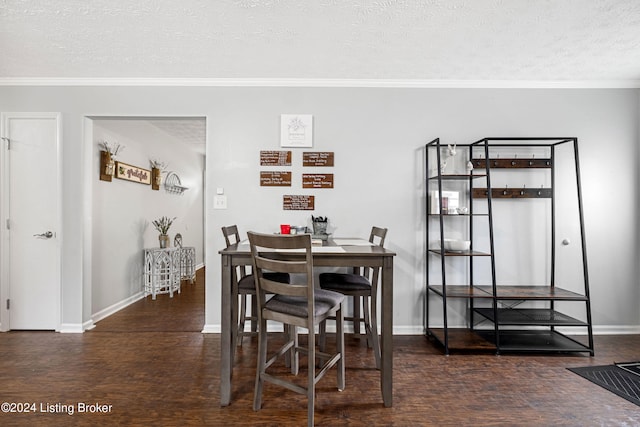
[179,246,196,284]
[143,246,196,299]
[143,247,181,300]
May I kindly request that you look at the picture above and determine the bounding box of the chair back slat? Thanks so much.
[254,257,307,275]
[362,226,387,281]
[222,225,249,278]
[248,232,314,301]
[260,278,307,298]
[370,226,387,246]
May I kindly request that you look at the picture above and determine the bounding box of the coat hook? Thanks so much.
[503,185,508,196]
[520,185,526,196]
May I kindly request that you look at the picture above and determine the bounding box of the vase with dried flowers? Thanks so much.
[152,216,176,248]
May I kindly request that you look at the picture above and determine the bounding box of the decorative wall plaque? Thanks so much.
[283,195,315,210]
[281,114,313,148]
[303,152,334,167]
[260,171,292,187]
[302,174,334,189]
[260,150,292,166]
[115,161,151,185]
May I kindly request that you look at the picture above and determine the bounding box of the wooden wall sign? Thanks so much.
[283,195,315,210]
[99,150,114,182]
[302,173,334,189]
[260,150,292,166]
[303,152,334,167]
[115,161,151,185]
[260,171,292,187]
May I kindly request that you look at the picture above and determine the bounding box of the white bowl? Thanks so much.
[443,239,470,251]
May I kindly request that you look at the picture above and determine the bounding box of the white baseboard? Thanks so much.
[202,324,640,336]
[201,324,218,333]
[91,291,145,324]
[59,323,85,333]
[591,325,640,335]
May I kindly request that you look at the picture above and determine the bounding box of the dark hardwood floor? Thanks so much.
[1,268,639,426]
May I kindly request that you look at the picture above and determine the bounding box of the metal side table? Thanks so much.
[143,247,181,299]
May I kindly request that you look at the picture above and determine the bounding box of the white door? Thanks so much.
[1,113,61,330]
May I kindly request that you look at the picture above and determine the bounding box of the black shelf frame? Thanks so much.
[425,138,498,354]
[425,137,594,356]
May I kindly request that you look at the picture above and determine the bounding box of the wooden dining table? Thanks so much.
[219,237,396,407]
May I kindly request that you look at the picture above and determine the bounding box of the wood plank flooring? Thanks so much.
[1,268,639,426]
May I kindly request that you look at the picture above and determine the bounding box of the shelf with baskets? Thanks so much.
[424,137,594,355]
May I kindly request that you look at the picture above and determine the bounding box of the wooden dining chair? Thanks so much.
[221,225,289,347]
[319,226,387,369]
[248,231,345,427]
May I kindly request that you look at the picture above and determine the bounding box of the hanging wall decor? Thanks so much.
[100,150,115,182]
[280,114,313,147]
[98,141,124,182]
[115,161,151,185]
[283,195,315,210]
[150,159,168,191]
[260,150,292,166]
[302,173,334,189]
[260,171,292,187]
[303,152,334,167]
[164,171,189,194]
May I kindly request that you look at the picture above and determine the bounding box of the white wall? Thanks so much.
[205,87,640,334]
[0,86,637,334]
[91,118,205,318]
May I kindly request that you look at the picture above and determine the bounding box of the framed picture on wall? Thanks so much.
[281,114,313,148]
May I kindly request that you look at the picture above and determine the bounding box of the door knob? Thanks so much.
[33,231,53,238]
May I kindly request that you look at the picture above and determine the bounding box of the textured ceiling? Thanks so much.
[146,118,206,154]
[1,0,640,85]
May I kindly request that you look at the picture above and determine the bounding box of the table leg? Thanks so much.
[221,254,232,406]
[381,256,393,407]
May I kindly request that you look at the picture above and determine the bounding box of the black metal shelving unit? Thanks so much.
[425,137,594,355]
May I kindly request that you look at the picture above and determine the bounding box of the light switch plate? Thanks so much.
[214,195,227,209]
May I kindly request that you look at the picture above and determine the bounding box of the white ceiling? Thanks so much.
[146,118,206,154]
[2,0,640,86]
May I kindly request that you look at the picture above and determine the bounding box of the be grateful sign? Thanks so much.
[115,161,151,185]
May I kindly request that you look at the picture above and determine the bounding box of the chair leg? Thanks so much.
[352,295,361,335]
[365,294,381,370]
[284,325,291,368]
[237,293,247,346]
[318,320,327,369]
[253,316,268,411]
[362,295,373,349]
[319,320,326,351]
[336,303,345,391]
[231,292,240,359]
[290,325,299,375]
[307,324,315,427]
[250,295,259,332]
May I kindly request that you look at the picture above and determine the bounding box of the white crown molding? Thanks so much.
[0,77,639,89]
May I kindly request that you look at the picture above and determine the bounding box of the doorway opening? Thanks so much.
[86,116,206,330]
